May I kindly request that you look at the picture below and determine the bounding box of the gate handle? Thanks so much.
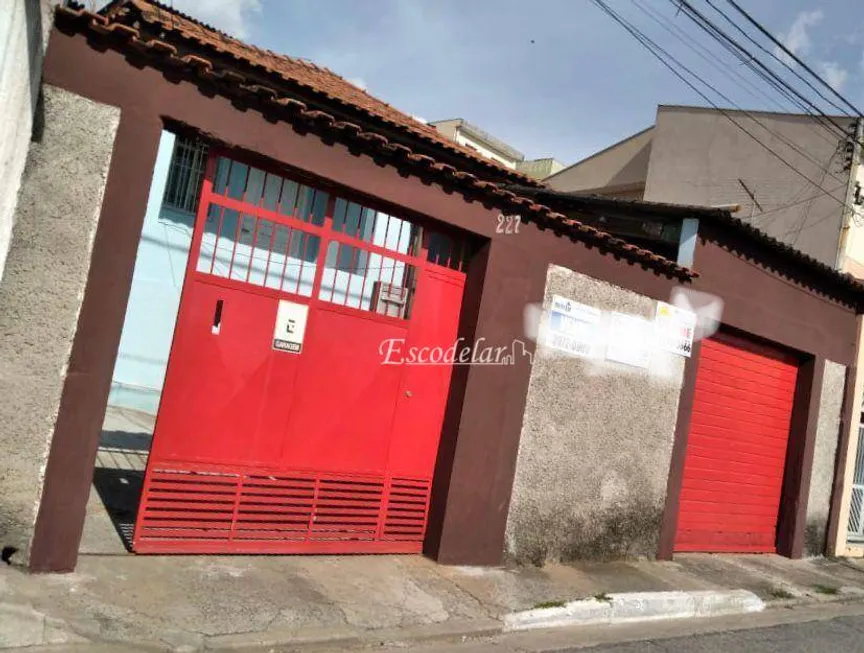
[212,299,223,335]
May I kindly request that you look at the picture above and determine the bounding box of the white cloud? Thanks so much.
[819,61,848,90]
[347,77,368,91]
[168,0,262,39]
[775,9,823,65]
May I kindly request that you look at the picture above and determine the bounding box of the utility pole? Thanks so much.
[836,117,863,272]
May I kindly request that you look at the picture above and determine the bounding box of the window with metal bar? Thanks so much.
[196,204,320,297]
[426,230,471,272]
[212,156,329,227]
[319,240,415,319]
[163,137,209,213]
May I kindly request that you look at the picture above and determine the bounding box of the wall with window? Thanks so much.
[108,131,201,414]
[453,130,519,169]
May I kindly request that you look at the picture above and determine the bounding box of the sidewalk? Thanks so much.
[4,552,864,651]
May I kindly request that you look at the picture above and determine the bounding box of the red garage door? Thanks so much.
[132,150,468,555]
[674,334,799,553]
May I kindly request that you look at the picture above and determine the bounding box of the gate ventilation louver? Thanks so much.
[134,467,432,553]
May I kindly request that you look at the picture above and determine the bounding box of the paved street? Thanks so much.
[365,604,864,653]
[572,614,864,652]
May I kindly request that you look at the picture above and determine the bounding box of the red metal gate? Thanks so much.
[132,150,467,554]
[674,334,799,553]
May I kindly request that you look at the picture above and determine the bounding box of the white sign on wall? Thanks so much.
[273,300,309,354]
[606,312,652,368]
[545,295,601,358]
[654,301,696,358]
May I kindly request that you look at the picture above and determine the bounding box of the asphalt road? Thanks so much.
[576,614,864,652]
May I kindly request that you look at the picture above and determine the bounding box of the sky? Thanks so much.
[160,0,864,166]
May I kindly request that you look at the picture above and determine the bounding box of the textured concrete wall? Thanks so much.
[645,107,852,267]
[805,360,846,555]
[505,265,685,564]
[0,1,57,283]
[545,127,653,195]
[0,84,119,557]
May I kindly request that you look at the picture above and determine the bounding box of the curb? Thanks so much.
[503,590,765,632]
[203,619,504,652]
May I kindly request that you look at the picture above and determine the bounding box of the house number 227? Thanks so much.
[496,214,521,235]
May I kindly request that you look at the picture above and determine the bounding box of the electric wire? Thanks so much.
[590,0,857,217]
[704,0,852,118]
[670,0,850,142]
[723,0,864,118]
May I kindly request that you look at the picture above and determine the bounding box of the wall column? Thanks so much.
[0,85,120,567]
[828,315,864,556]
[27,105,161,572]
[425,238,546,565]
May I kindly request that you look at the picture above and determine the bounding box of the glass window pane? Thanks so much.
[214,157,230,195]
[196,204,221,273]
[265,225,290,289]
[298,257,316,297]
[295,186,314,221]
[310,189,329,226]
[363,252,383,310]
[279,179,299,216]
[213,209,239,277]
[226,162,248,200]
[358,207,376,242]
[346,257,366,309]
[372,214,389,247]
[248,219,273,286]
[319,241,340,302]
[344,202,362,237]
[279,229,302,295]
[332,198,348,233]
[384,216,403,251]
[230,214,256,281]
[262,173,282,211]
[246,167,266,206]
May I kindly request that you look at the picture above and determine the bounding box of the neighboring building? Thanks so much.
[547,106,864,273]
[0,0,862,576]
[430,117,565,180]
[0,0,56,282]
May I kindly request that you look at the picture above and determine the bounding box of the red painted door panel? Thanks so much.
[388,268,465,479]
[674,335,799,553]
[278,306,408,475]
[149,281,299,467]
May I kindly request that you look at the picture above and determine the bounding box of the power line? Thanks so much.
[670,0,850,142]
[630,0,786,113]
[747,181,848,222]
[789,166,830,246]
[590,0,856,216]
[704,0,853,119]
[723,0,864,118]
[635,0,845,154]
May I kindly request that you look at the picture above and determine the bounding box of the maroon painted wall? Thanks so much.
[691,233,856,364]
[31,27,859,570]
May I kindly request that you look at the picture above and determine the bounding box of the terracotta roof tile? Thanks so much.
[104,0,538,186]
[56,2,695,282]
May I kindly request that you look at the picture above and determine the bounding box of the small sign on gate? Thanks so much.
[273,300,308,354]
